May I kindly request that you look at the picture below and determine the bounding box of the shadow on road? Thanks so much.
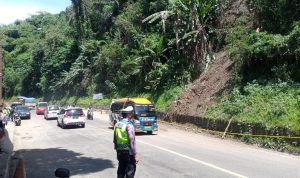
[136,132,157,136]
[16,148,114,177]
[45,118,58,121]
[60,126,85,130]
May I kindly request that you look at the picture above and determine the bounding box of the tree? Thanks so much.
[21,44,44,95]
[143,0,219,75]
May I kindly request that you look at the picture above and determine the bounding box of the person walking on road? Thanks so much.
[114,106,139,178]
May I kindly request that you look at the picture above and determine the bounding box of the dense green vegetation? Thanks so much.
[0,0,219,108]
[205,1,300,153]
[208,1,300,123]
[208,82,300,133]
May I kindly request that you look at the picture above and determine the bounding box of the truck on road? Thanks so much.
[24,97,36,110]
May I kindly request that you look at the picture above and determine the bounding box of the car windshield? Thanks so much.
[135,104,155,115]
[25,98,35,103]
[11,103,22,108]
[38,103,48,107]
[66,109,83,116]
[49,106,59,111]
[16,106,30,112]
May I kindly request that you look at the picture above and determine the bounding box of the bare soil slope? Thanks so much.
[168,52,233,117]
[167,0,253,117]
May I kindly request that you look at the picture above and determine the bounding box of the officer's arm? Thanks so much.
[127,124,136,155]
[113,128,117,150]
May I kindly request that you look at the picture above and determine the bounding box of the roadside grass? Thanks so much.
[51,96,111,107]
[154,86,183,112]
[207,81,300,134]
[205,81,300,154]
[206,81,300,154]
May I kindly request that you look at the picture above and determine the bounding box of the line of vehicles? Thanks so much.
[9,100,90,129]
[9,96,158,134]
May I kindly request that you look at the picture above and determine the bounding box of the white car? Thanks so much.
[57,107,86,129]
[44,105,60,120]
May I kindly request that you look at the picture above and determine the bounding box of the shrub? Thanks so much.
[207,82,300,133]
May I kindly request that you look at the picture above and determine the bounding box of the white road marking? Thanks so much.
[77,121,300,176]
[138,140,248,178]
[96,125,248,178]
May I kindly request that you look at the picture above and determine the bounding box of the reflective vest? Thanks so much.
[114,120,129,151]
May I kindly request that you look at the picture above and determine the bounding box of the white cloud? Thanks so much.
[0,5,41,25]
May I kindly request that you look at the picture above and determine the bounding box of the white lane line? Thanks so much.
[90,124,248,178]
[138,140,248,178]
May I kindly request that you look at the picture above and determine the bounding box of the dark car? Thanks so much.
[15,106,31,119]
[10,102,23,117]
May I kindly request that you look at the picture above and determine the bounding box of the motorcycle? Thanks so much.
[87,109,93,120]
[14,113,21,126]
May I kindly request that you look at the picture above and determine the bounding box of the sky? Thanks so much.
[0,0,71,25]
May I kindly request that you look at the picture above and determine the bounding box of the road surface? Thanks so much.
[12,110,300,178]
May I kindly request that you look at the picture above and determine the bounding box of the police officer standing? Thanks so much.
[114,106,139,178]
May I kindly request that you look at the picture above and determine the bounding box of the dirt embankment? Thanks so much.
[167,0,254,118]
[168,52,232,117]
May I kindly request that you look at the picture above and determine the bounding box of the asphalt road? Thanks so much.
[12,110,300,178]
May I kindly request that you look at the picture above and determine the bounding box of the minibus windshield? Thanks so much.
[135,104,155,115]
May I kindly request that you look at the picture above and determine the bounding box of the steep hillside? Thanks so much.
[165,0,300,154]
[0,0,221,100]
[167,0,251,117]
[168,52,232,117]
